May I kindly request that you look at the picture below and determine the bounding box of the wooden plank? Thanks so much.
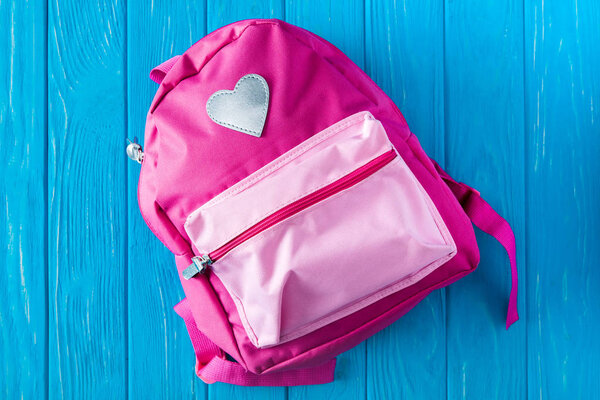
[285,0,365,68]
[444,0,527,398]
[364,1,447,396]
[524,1,600,398]
[284,1,367,398]
[207,0,283,31]
[366,0,445,158]
[47,1,127,398]
[0,1,47,398]
[205,2,287,398]
[126,1,207,399]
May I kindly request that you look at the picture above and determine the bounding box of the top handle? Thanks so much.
[149,55,181,84]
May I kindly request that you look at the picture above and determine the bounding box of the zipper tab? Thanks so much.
[126,137,144,163]
[182,255,213,280]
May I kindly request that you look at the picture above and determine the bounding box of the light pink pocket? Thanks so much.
[184,112,456,348]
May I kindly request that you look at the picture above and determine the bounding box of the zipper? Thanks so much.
[183,148,397,279]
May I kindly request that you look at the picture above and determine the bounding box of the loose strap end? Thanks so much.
[432,160,519,329]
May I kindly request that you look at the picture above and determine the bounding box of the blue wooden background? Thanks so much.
[1,0,599,398]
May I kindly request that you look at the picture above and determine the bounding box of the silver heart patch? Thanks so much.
[206,74,269,137]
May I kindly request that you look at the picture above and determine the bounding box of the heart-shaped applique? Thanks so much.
[206,74,270,137]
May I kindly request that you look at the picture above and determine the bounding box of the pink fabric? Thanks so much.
[137,19,516,377]
[140,19,480,374]
[173,253,244,365]
[174,298,336,386]
[185,111,456,348]
[143,20,410,255]
[149,55,181,84]
[185,112,390,253]
[179,132,479,374]
[432,161,519,329]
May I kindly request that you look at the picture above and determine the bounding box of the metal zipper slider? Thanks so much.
[182,255,213,280]
[126,137,144,163]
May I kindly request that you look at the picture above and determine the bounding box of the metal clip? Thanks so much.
[182,255,213,280]
[126,137,144,163]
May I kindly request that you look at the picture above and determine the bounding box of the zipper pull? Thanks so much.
[182,255,213,280]
[126,137,144,163]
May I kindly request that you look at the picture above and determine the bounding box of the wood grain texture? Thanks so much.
[444,0,527,399]
[126,1,207,399]
[0,1,47,398]
[284,2,367,399]
[365,1,446,398]
[47,1,127,398]
[4,0,600,398]
[208,0,283,32]
[285,0,365,67]
[524,0,600,398]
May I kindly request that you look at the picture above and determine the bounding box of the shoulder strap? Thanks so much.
[171,160,516,387]
[431,160,519,329]
[174,298,336,386]
[150,55,181,84]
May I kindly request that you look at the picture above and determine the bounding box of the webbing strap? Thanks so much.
[174,298,336,386]
[432,160,519,329]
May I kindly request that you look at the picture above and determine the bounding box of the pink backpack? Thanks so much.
[131,19,519,386]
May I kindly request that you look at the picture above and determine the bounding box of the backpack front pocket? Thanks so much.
[184,111,456,348]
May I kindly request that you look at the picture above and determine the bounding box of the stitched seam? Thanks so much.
[210,160,401,348]
[211,157,455,347]
[138,115,192,256]
[276,159,458,343]
[217,115,365,196]
[416,168,456,249]
[184,112,373,229]
[230,293,260,346]
[278,251,455,344]
[194,149,390,254]
[206,74,269,135]
[261,268,472,374]
[215,157,399,263]
[149,20,278,113]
